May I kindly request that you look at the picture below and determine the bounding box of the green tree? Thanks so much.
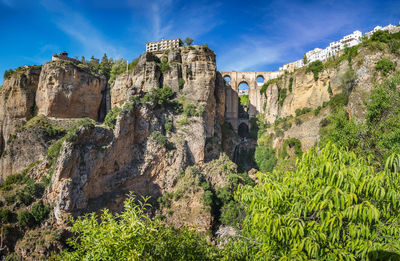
[232,143,400,259]
[306,60,324,81]
[375,58,396,76]
[184,37,194,46]
[254,146,277,172]
[109,58,127,83]
[99,53,113,80]
[55,194,219,260]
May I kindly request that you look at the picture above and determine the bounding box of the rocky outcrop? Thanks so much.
[36,60,106,120]
[261,47,400,152]
[47,46,227,229]
[0,66,41,151]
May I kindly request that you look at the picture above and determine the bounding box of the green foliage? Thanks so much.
[160,60,170,73]
[55,194,219,260]
[329,92,349,110]
[295,117,302,126]
[234,143,400,259]
[17,210,33,227]
[184,37,194,46]
[21,115,65,137]
[47,118,96,173]
[320,108,360,150]
[145,86,174,107]
[288,77,293,92]
[254,146,277,172]
[31,200,51,224]
[314,106,322,116]
[281,138,302,158]
[202,190,213,206]
[295,107,312,116]
[328,81,333,95]
[149,131,168,147]
[322,73,400,163]
[375,58,396,76]
[278,88,287,107]
[3,69,14,80]
[260,78,278,96]
[164,118,173,133]
[239,94,249,107]
[109,58,127,83]
[183,103,197,117]
[104,107,122,129]
[303,53,308,64]
[306,60,324,80]
[341,69,356,93]
[0,209,12,223]
[128,59,138,72]
[178,78,185,90]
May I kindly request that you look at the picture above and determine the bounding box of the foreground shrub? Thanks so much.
[234,143,400,259]
[55,194,219,260]
[104,106,122,129]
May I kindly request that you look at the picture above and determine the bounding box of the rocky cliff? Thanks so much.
[259,45,400,152]
[0,60,107,181]
[45,46,228,232]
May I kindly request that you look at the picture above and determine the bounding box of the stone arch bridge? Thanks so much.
[221,71,282,133]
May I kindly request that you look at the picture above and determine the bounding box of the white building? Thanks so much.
[146,38,183,52]
[238,89,249,96]
[278,23,399,72]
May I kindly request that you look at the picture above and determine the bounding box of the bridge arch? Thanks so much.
[221,71,283,132]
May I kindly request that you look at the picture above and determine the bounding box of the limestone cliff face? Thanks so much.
[36,60,106,120]
[47,46,227,230]
[261,47,400,151]
[0,66,41,179]
[0,66,41,149]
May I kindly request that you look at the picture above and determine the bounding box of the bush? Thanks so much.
[104,107,122,129]
[328,82,333,95]
[295,107,312,116]
[288,77,293,92]
[160,60,170,73]
[234,143,400,259]
[31,200,51,224]
[164,118,173,133]
[329,92,348,110]
[0,209,12,223]
[145,86,174,107]
[279,88,287,107]
[183,103,197,117]
[150,131,168,147]
[239,95,249,107]
[282,138,302,158]
[294,117,302,126]
[17,210,33,227]
[306,60,324,80]
[184,37,194,46]
[16,191,33,206]
[25,182,45,198]
[314,106,322,116]
[3,69,15,80]
[202,190,213,206]
[56,194,219,260]
[254,146,277,172]
[375,58,396,76]
[178,78,185,90]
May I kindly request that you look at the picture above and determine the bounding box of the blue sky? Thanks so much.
[0,0,399,85]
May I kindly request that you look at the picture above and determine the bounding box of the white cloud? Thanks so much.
[40,0,123,58]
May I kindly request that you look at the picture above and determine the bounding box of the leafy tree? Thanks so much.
[3,69,14,80]
[254,146,277,172]
[184,37,194,46]
[306,60,324,81]
[239,95,249,107]
[31,200,51,224]
[375,58,396,76]
[233,143,400,259]
[104,107,122,129]
[109,58,127,83]
[99,53,113,79]
[55,194,219,260]
[17,210,33,227]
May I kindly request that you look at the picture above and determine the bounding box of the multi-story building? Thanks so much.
[280,30,363,71]
[146,38,183,52]
[365,24,399,37]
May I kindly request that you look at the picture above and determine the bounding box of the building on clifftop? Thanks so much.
[146,38,183,52]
